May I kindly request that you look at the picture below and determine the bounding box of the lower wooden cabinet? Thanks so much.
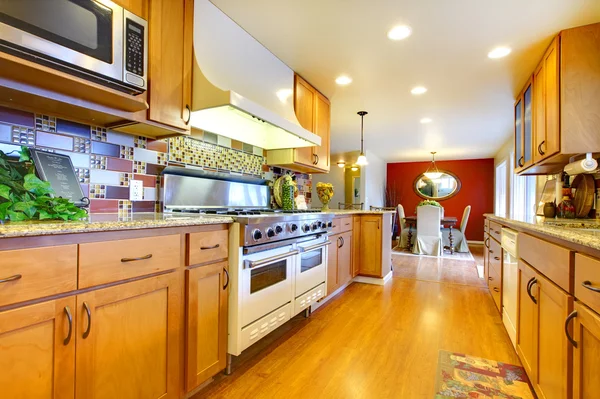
[0,296,76,399]
[76,272,182,399]
[351,216,361,278]
[185,261,229,392]
[572,301,600,398]
[517,260,573,399]
[483,232,490,282]
[359,216,383,277]
[327,231,353,295]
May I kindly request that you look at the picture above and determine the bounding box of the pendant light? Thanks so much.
[356,111,368,166]
[423,151,442,179]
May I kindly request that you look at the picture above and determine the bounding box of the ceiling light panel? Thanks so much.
[488,46,512,59]
[388,25,412,41]
[411,86,427,95]
[335,75,352,85]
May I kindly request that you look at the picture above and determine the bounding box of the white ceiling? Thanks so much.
[210,0,600,162]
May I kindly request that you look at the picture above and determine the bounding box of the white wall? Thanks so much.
[361,149,387,209]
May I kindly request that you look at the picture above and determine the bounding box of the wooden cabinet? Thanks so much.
[327,231,353,295]
[359,216,383,277]
[147,0,193,130]
[516,23,600,175]
[514,78,533,173]
[483,232,490,283]
[516,260,573,399]
[75,272,181,399]
[266,74,331,173]
[352,216,361,277]
[113,0,147,17]
[0,296,76,399]
[185,262,228,392]
[572,301,600,399]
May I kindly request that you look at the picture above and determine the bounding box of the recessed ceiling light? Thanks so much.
[337,160,346,168]
[335,75,352,85]
[411,86,427,95]
[388,25,412,41]
[488,46,511,59]
[420,117,433,124]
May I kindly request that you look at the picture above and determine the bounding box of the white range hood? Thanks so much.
[191,0,321,150]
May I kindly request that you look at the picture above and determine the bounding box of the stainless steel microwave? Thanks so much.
[0,0,148,94]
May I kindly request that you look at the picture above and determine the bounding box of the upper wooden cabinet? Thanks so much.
[516,22,600,175]
[266,74,331,173]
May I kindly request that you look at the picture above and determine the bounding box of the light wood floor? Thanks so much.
[193,244,519,399]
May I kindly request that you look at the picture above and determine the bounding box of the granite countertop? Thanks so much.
[485,213,600,252]
[0,213,234,238]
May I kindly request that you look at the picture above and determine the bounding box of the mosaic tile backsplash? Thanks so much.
[0,106,312,213]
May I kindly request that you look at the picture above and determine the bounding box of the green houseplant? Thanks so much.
[0,147,87,222]
[415,199,442,214]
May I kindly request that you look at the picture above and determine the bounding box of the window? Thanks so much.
[495,161,507,216]
[512,175,536,220]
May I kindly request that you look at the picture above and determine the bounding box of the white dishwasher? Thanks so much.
[501,228,518,348]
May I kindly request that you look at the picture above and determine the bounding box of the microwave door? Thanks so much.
[0,0,123,81]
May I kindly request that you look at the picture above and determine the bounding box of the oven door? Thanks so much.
[241,246,296,327]
[0,0,123,82]
[295,237,329,297]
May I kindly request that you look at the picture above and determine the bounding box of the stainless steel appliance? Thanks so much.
[0,0,148,93]
[162,170,334,369]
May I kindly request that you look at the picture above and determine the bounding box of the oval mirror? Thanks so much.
[413,171,461,201]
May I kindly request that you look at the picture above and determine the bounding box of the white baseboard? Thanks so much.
[353,271,393,286]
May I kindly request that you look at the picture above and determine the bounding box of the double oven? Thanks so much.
[232,232,330,356]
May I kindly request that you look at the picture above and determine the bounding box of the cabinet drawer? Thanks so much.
[294,283,325,316]
[484,219,489,233]
[488,236,502,274]
[79,234,181,288]
[489,221,502,241]
[0,245,77,307]
[331,216,352,235]
[241,303,291,352]
[519,233,573,292]
[575,253,600,314]
[488,262,502,312]
[187,229,228,266]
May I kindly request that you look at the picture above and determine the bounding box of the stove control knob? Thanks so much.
[327,221,333,228]
[321,221,327,230]
[302,224,311,233]
[311,222,318,231]
[252,229,263,241]
[275,225,283,234]
[266,228,275,238]
[317,221,322,227]
[290,223,298,232]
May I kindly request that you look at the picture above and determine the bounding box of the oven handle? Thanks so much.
[244,250,300,269]
[298,241,332,253]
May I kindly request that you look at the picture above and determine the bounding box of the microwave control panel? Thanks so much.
[125,18,145,81]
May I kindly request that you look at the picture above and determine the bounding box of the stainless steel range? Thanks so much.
[162,169,334,370]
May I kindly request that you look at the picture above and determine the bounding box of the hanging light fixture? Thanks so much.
[423,151,442,179]
[356,111,368,166]
[337,160,346,168]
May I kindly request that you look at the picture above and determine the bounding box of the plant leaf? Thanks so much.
[19,146,31,162]
[0,202,11,220]
[0,184,10,200]
[23,174,54,196]
[7,210,28,221]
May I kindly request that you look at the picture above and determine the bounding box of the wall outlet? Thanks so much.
[130,180,144,201]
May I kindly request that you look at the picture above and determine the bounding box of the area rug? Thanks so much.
[434,350,534,399]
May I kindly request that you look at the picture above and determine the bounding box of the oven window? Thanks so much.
[300,249,323,273]
[250,260,287,294]
[0,0,113,63]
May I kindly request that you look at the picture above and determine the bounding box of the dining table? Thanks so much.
[403,216,459,254]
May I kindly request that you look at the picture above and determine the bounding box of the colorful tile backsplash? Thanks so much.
[0,105,312,212]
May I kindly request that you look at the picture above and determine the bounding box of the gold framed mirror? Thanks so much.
[413,171,461,201]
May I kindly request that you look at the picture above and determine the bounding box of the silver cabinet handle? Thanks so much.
[121,254,152,263]
[244,250,299,269]
[0,274,21,283]
[582,281,600,293]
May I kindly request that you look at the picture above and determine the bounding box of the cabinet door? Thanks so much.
[75,273,181,399]
[294,75,316,131]
[543,38,560,160]
[112,0,146,18]
[515,94,524,171]
[483,234,490,282]
[327,234,339,295]
[359,216,382,277]
[535,272,573,399]
[517,260,538,381]
[522,80,534,169]
[148,0,192,130]
[572,301,600,399]
[0,297,75,399]
[337,231,353,287]
[352,216,361,277]
[533,60,546,164]
[314,92,331,171]
[185,262,228,392]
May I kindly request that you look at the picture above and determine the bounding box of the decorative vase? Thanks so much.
[543,202,556,218]
[316,183,334,211]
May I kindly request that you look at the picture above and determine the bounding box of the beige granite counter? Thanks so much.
[0,213,234,238]
[485,213,600,253]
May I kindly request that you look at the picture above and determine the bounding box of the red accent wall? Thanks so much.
[386,158,495,241]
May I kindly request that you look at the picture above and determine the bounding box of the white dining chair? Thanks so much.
[442,205,471,253]
[413,205,442,256]
[395,204,414,250]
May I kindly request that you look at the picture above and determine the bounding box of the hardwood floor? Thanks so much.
[193,244,519,399]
